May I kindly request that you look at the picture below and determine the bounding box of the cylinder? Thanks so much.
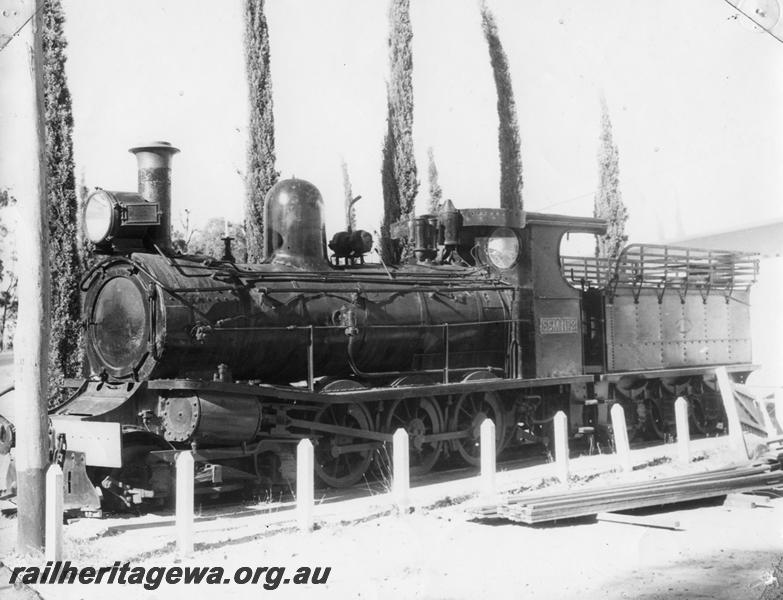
[129,141,180,251]
[159,392,261,444]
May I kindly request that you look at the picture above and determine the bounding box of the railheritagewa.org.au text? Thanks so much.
[9,561,331,590]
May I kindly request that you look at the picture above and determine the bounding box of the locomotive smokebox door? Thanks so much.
[83,261,160,381]
[264,178,329,270]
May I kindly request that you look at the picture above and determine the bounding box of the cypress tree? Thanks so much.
[381,0,417,261]
[341,159,356,231]
[380,114,399,263]
[42,0,81,401]
[480,1,524,213]
[594,96,628,259]
[426,146,442,214]
[244,0,278,262]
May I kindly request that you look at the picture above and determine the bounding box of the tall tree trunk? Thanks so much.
[480,1,524,214]
[381,0,417,262]
[594,95,628,259]
[244,0,278,262]
[426,146,442,215]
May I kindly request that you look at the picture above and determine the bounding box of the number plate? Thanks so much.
[540,317,578,335]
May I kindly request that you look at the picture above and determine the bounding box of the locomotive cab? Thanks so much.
[391,207,607,380]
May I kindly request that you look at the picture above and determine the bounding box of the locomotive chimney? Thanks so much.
[129,141,180,251]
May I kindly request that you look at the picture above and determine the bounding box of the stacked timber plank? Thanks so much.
[471,463,783,524]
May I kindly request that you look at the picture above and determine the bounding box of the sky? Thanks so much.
[1,0,782,249]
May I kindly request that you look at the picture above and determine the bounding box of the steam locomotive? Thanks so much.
[0,142,759,512]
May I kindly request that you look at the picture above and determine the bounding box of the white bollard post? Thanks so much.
[45,464,63,562]
[610,404,632,473]
[175,451,194,557]
[674,397,690,464]
[553,411,569,483]
[480,419,496,500]
[392,429,410,512]
[715,367,747,458]
[296,439,314,531]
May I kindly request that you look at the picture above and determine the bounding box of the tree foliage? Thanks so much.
[426,146,442,214]
[172,209,197,255]
[0,190,17,352]
[480,1,523,213]
[381,0,417,261]
[244,0,278,262]
[594,96,628,259]
[380,114,399,263]
[0,190,13,280]
[192,219,248,262]
[43,0,82,397]
[341,159,356,231]
[0,278,17,353]
[76,169,95,272]
[172,218,248,264]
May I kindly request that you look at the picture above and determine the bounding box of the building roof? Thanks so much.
[671,219,783,258]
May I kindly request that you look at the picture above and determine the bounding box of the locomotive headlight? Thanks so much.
[486,227,520,270]
[84,190,117,244]
[82,189,161,248]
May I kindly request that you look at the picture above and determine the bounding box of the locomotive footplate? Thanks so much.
[599,363,758,383]
[149,374,594,403]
